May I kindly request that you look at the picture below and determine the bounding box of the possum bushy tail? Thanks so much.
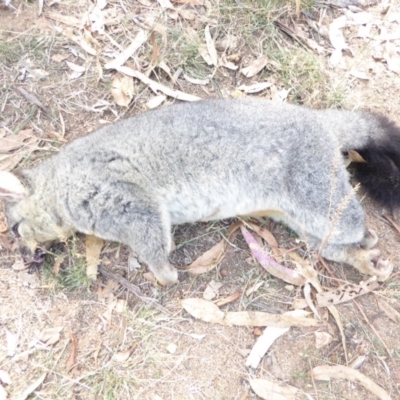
[352,114,400,211]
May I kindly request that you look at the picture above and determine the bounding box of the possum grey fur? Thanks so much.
[0,98,395,284]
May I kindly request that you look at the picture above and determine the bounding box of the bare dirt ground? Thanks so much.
[1,0,400,399]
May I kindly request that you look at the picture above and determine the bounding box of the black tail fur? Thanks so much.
[352,114,400,210]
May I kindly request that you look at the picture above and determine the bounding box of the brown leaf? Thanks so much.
[182,298,321,327]
[150,31,160,63]
[85,235,104,279]
[241,55,269,78]
[245,222,280,256]
[312,365,391,400]
[52,256,63,276]
[237,82,273,94]
[316,277,379,307]
[186,239,226,274]
[213,291,242,306]
[110,73,135,107]
[66,333,77,372]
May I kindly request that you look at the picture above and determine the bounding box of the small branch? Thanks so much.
[98,265,171,315]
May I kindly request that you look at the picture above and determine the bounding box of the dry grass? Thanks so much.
[1,0,400,399]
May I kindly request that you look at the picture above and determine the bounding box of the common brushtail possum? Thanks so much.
[1,99,399,284]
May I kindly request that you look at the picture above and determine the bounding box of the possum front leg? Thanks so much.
[87,185,178,286]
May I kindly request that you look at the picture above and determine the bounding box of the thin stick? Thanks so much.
[353,299,400,381]
[98,265,171,315]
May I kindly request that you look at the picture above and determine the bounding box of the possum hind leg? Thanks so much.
[92,184,178,286]
[300,205,393,279]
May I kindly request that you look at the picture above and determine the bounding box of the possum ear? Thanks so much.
[0,171,28,202]
[348,150,367,164]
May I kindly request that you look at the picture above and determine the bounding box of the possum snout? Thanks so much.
[19,245,45,264]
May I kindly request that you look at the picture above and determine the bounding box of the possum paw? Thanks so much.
[152,264,179,286]
[352,248,393,281]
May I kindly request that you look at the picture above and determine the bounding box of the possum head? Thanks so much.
[0,170,74,259]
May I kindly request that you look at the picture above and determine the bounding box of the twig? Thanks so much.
[382,214,400,236]
[353,299,400,381]
[15,86,51,115]
[98,265,171,315]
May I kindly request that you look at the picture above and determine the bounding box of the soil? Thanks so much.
[0,1,400,399]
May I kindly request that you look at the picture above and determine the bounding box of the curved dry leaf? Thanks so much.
[383,42,400,74]
[183,74,210,85]
[304,282,319,319]
[66,333,77,372]
[205,25,218,67]
[312,365,391,400]
[66,61,85,72]
[104,30,148,70]
[329,16,348,50]
[86,235,104,279]
[241,227,305,286]
[45,12,81,27]
[116,66,201,102]
[224,310,320,327]
[182,298,225,324]
[316,277,379,307]
[182,298,321,327]
[241,55,269,78]
[349,70,370,80]
[237,82,273,94]
[185,239,226,274]
[110,73,135,107]
[249,378,298,400]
